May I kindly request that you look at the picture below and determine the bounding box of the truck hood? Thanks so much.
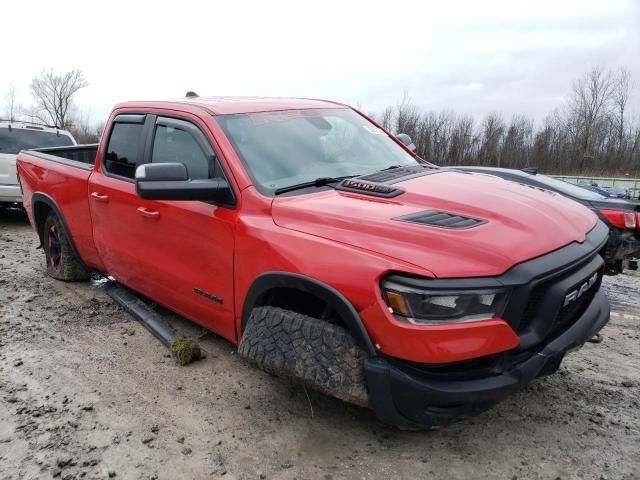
[271,171,598,278]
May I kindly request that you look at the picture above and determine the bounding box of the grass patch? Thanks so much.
[171,338,203,366]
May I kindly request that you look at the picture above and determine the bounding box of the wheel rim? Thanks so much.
[48,225,62,273]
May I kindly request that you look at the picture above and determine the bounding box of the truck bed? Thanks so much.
[27,144,98,169]
[16,146,104,270]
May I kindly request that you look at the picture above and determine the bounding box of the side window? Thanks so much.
[104,122,145,179]
[151,123,211,180]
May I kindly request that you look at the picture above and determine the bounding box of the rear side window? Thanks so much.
[104,122,145,179]
[0,128,74,154]
[152,125,210,179]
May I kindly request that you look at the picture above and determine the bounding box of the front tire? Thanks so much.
[43,212,90,281]
[238,306,369,407]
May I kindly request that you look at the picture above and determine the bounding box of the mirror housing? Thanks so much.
[137,162,188,182]
[135,163,231,202]
[396,133,416,152]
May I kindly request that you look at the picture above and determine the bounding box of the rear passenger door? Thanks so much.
[89,113,238,342]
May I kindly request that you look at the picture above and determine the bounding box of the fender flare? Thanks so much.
[241,272,377,356]
[31,192,87,268]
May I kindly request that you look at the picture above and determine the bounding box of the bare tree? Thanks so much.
[613,68,633,150]
[20,105,44,125]
[501,115,533,168]
[567,67,615,166]
[2,86,18,121]
[448,115,476,165]
[30,69,88,129]
[477,113,505,167]
[377,106,394,130]
[394,91,420,136]
[68,109,103,144]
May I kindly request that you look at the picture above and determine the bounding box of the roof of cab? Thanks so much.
[115,97,349,115]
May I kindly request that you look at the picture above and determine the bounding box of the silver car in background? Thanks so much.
[0,120,76,207]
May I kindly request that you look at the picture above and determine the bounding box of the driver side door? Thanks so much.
[91,113,238,342]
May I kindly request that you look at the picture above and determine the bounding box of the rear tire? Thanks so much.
[43,212,90,281]
[238,306,369,407]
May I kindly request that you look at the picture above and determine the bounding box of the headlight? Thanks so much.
[382,278,510,325]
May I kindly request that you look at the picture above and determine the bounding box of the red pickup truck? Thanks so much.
[17,96,610,429]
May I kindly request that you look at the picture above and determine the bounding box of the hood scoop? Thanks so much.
[358,165,437,184]
[395,210,486,229]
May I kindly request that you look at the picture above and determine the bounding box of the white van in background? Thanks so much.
[0,120,76,207]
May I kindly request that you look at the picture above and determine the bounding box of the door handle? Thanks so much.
[91,191,109,203]
[137,207,160,219]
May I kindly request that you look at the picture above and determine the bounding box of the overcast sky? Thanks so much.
[2,0,639,125]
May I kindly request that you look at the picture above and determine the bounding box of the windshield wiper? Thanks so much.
[274,175,357,195]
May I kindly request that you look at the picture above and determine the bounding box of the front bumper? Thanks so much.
[365,289,610,429]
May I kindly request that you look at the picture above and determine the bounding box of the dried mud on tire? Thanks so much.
[239,306,369,407]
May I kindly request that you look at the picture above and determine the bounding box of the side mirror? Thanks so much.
[135,163,230,202]
[396,133,416,152]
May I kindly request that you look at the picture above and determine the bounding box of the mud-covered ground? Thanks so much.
[1,207,639,480]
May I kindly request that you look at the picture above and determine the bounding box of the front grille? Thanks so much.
[516,266,603,338]
[550,275,601,337]
[396,210,486,229]
[519,283,547,331]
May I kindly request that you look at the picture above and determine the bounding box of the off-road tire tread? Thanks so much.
[239,306,369,407]
[43,213,90,281]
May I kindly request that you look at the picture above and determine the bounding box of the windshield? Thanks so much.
[534,174,609,200]
[0,127,74,154]
[216,108,420,193]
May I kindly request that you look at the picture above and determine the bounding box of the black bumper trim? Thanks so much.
[365,289,610,429]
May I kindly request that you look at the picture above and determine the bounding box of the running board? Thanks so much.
[105,282,177,348]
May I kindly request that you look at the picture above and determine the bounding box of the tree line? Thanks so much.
[373,67,639,176]
[3,66,639,176]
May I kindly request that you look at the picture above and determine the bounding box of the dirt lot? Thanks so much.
[1,208,639,480]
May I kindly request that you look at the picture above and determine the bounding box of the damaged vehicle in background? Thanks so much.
[17,96,611,429]
[452,167,640,275]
